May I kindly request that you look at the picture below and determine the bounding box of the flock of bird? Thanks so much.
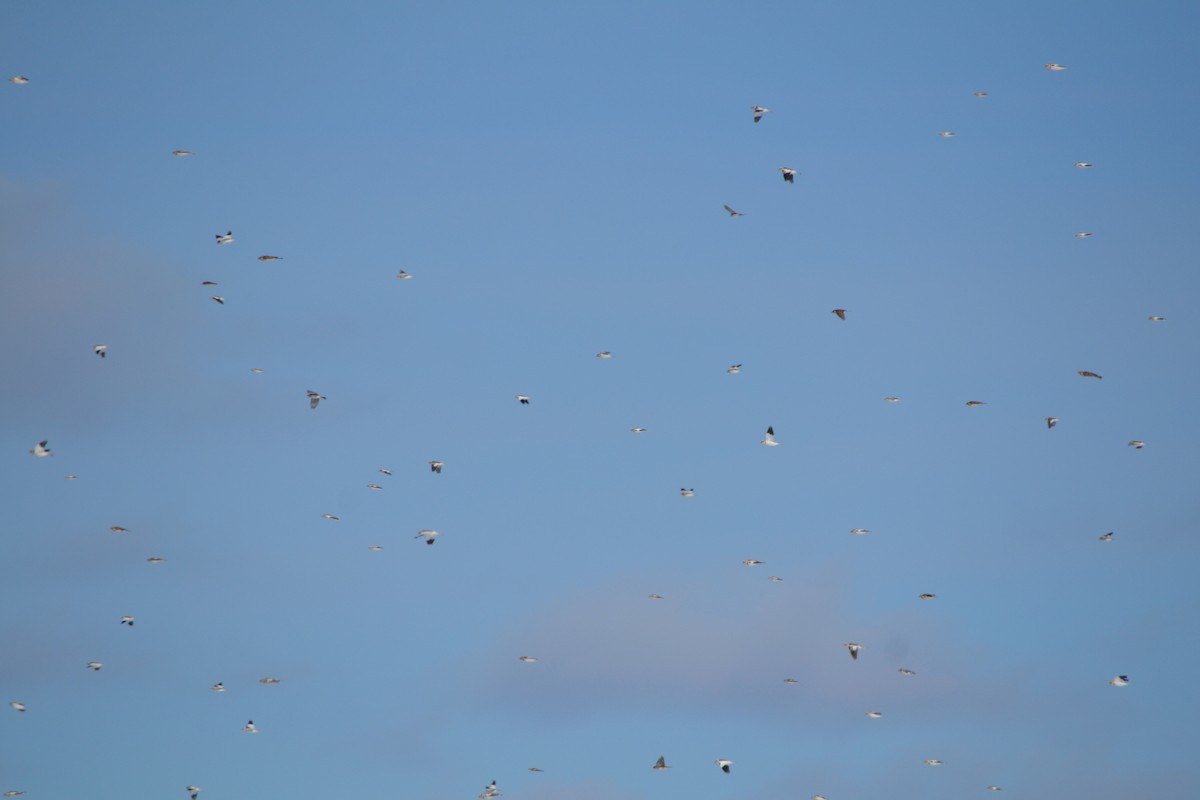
[7,56,1162,800]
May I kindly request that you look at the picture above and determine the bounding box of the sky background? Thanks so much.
[3,1,1199,798]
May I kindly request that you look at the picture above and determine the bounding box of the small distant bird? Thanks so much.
[210,682,225,692]
[844,642,862,660]
[187,786,201,800]
[479,781,500,800]
[1078,370,1103,379]
[1148,315,1166,321]
[368,545,383,551]
[1128,440,1145,449]
[415,529,440,545]
[120,616,134,626]
[715,759,733,773]
[723,204,744,217]
[378,468,393,476]
[631,427,647,433]
[429,460,444,473]
[768,576,783,582]
[742,559,765,566]
[783,678,799,684]
[850,528,870,535]
[884,396,900,403]
[1110,675,1130,687]
[202,281,218,286]
[974,91,988,97]
[866,711,883,718]
[1075,232,1093,238]
[1045,63,1068,71]
[987,787,1002,792]
[396,270,413,279]
[9,702,25,712]
[210,295,224,304]
[9,76,29,84]
[966,400,987,407]
[648,593,663,599]
[3,793,25,798]
[925,759,943,766]
[1045,417,1058,428]
[215,231,234,244]
[110,526,129,533]
[518,655,538,663]
[752,105,769,122]
[86,662,103,670]
[515,394,530,405]
[146,557,164,564]
[780,167,798,183]
[1099,532,1113,541]
[595,351,612,359]
[307,390,325,409]
[259,677,281,684]
[939,131,957,137]
[832,308,847,320]
[94,344,107,358]
[813,795,828,800]
[257,255,282,261]
[761,426,779,446]
[1074,162,1094,169]
[653,756,670,770]
[172,150,193,156]
[65,475,78,480]
[727,364,742,374]
[918,593,936,600]
[898,668,916,676]
[681,488,695,497]
[527,767,544,773]
[322,514,339,521]
[30,440,51,457]
[243,720,258,733]
[367,484,383,491]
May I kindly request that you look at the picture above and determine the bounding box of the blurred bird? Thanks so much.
[94,344,107,358]
[832,308,847,320]
[307,390,325,409]
[866,711,883,718]
[429,460,444,473]
[527,768,544,773]
[1128,440,1145,449]
[648,593,663,599]
[30,440,51,457]
[1075,232,1093,238]
[518,655,538,663]
[653,756,670,770]
[146,557,164,564]
[215,231,234,244]
[742,559,765,566]
[631,427,647,433]
[939,131,957,137]
[257,255,282,261]
[723,204,744,217]
[761,426,779,446]
[844,642,862,660]
[367,545,383,551]
[925,759,943,766]
[885,396,900,403]
[322,514,339,521]
[681,488,695,497]
[367,484,383,491]
[86,662,102,670]
[9,702,25,712]
[1045,63,1068,70]
[898,668,916,676]
[479,781,500,799]
[918,593,936,600]
[3,793,25,798]
[768,576,783,582]
[111,526,129,533]
[396,270,413,279]
[715,760,733,773]
[1148,315,1166,321]
[1045,417,1058,428]
[202,281,218,286]
[595,351,612,359]
[243,720,257,733]
[187,787,201,800]
[850,528,870,535]
[65,475,78,480]
[1099,532,1113,542]
[966,400,986,407]
[515,394,530,405]
[120,616,134,626]
[259,677,281,684]
[987,787,1002,791]
[210,683,225,692]
[415,529,440,545]
[1078,370,1103,379]
[780,167,798,182]
[783,678,799,684]
[172,149,192,156]
[9,76,29,84]
[727,364,742,374]
[210,296,224,304]
[752,105,769,122]
[974,91,988,97]
[378,468,392,476]
[1110,675,1130,687]
[1074,162,1094,168]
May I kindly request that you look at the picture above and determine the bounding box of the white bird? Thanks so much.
[866,711,883,718]
[1099,531,1113,542]
[780,167,798,183]
[29,440,51,457]
[987,787,1003,791]
[396,270,413,279]
[1148,315,1166,321]
[210,682,225,692]
[9,702,25,712]
[925,759,943,766]
[974,91,988,97]
[215,231,234,244]
[631,427,646,433]
[210,295,224,304]
[727,364,741,374]
[723,204,745,217]
[415,529,440,545]
[259,677,281,684]
[680,488,695,497]
[1075,232,1093,238]
[257,255,282,262]
[595,351,613,359]
[429,460,444,473]
[715,759,733,773]
[322,514,339,521]
[378,468,393,476]
[307,390,325,409]
[884,396,900,403]
[939,131,957,137]
[120,616,134,626]
[850,528,870,535]
[187,786,201,800]
[518,655,538,663]
[752,105,770,122]
[172,149,193,156]
[1110,675,1130,687]
[1045,63,1068,71]
[65,475,78,480]
[479,781,500,799]
[648,593,663,599]
[9,76,29,84]
[742,559,764,566]
[515,394,530,405]
[94,344,107,358]
[653,756,670,770]
[86,661,103,670]
[813,796,828,800]
[367,484,383,491]
[3,793,25,798]
[243,720,258,733]
[368,545,383,551]
[1128,440,1146,449]
[844,642,862,660]
[1074,162,1094,169]
[768,576,783,582]
[761,426,780,446]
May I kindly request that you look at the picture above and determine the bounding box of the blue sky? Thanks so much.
[4,1,1199,798]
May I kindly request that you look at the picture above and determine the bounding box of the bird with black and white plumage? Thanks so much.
[1110,675,1130,687]
[631,427,646,433]
[974,91,988,97]
[518,655,538,663]
[30,440,51,457]
[1099,532,1114,542]
[768,576,783,582]
[172,149,193,157]
[243,720,258,733]
[9,701,25,712]
[898,668,916,676]
[723,204,744,218]
[94,344,107,358]
[987,786,1003,792]
[415,529,440,545]
[783,677,798,684]
[479,780,500,799]
[368,545,383,551]
[257,255,282,262]
[885,396,900,403]
[752,105,769,122]
[727,364,741,374]
[3,792,25,798]
[515,394,530,405]
[187,786,201,800]
[396,270,413,280]
[780,167,798,183]
[715,759,733,774]
[680,488,695,497]
[1045,417,1059,429]
[260,677,281,684]
[653,756,670,770]
[1045,63,1068,71]
[367,484,383,491]
[1128,440,1146,449]
[1149,315,1166,321]
[9,76,29,85]
[844,642,863,660]
[215,231,234,245]
[1076,231,1093,238]
[850,528,870,535]
[429,460,444,473]
[210,682,225,692]
[742,559,765,566]
[1074,162,1094,169]
[307,390,325,409]
[925,759,943,766]
[918,593,936,600]
[866,711,883,718]
[378,468,393,476]
[595,351,613,359]
[322,514,339,521]
[832,308,848,320]
[120,616,134,626]
[939,131,957,138]
[86,661,103,671]
[210,295,224,305]
[648,593,663,600]
[761,426,779,446]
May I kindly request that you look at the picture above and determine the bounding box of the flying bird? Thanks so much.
[307,390,325,409]
[965,400,986,407]
[1148,315,1166,321]
[783,677,799,684]
[429,460,444,473]
[322,514,339,521]
[1045,417,1058,428]
[120,616,134,626]
[850,528,870,535]
[187,787,201,800]
[1078,370,1103,379]
[723,204,744,217]
[987,787,1003,792]
[202,280,218,286]
[918,593,936,600]
[172,149,192,156]
[631,427,646,433]
[243,720,258,733]
[1075,232,1093,238]
[3,793,25,798]
[761,426,779,446]
[780,167,798,183]
[653,756,670,770]
[1045,63,1068,71]
[396,270,413,279]
[884,396,900,403]
[742,559,765,566]
[146,557,164,564]
[648,593,663,599]
[367,484,383,491]
[378,468,393,476]
[110,526,129,533]
[368,545,383,551]
[1110,675,1130,687]
[752,105,769,122]
[939,131,957,137]
[925,759,943,766]
[974,91,988,97]
[210,683,225,692]
[257,255,282,261]
[94,344,107,358]
[415,529,440,545]
[29,440,51,457]
[768,576,783,582]
[9,76,29,84]
[727,364,741,374]
[866,711,883,718]
[215,231,234,244]
[1128,440,1145,449]
[832,308,847,320]
[1074,162,1094,168]
[844,642,863,660]
[715,759,733,773]
[515,394,530,405]
[210,295,224,304]
[596,351,612,359]
[898,668,916,676]
[1099,532,1113,541]
[86,662,103,671]
[249,367,264,374]
[65,475,78,480]
[527,767,544,773]
[680,488,695,497]
[518,655,538,663]
[479,781,500,799]
[259,677,281,684]
[9,702,25,712]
